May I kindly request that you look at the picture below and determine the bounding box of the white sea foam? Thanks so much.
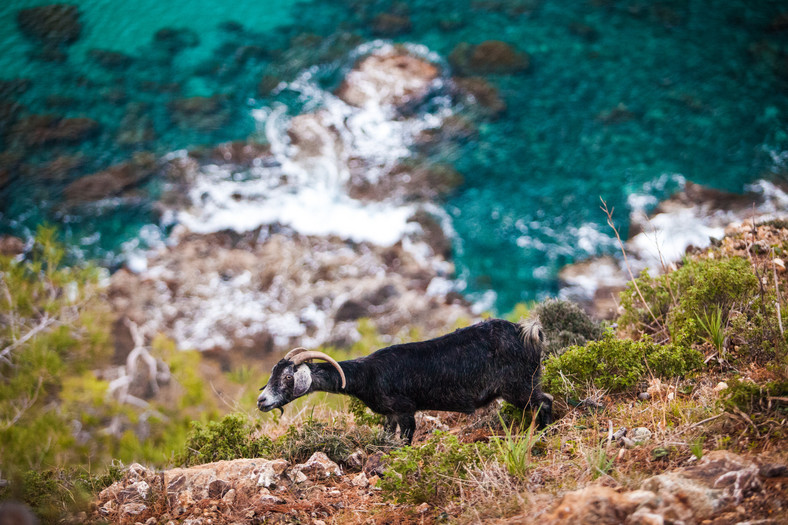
[175,42,452,248]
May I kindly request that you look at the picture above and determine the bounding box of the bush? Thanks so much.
[379,432,492,505]
[618,256,785,362]
[534,299,605,357]
[178,414,400,468]
[542,334,703,398]
[348,397,386,427]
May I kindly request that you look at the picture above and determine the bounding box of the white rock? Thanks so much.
[630,427,652,444]
[351,472,369,488]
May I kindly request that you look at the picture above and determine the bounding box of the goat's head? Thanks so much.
[257,347,346,413]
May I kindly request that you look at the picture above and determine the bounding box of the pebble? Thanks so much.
[638,392,651,401]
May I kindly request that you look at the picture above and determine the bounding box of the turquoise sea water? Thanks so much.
[1,0,786,311]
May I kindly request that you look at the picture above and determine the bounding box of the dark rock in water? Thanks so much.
[9,114,100,147]
[189,141,273,168]
[24,154,85,182]
[169,96,230,132]
[453,76,506,117]
[219,20,244,33]
[89,48,134,70]
[596,103,635,124]
[153,27,200,54]
[44,94,80,108]
[449,40,530,76]
[0,236,26,256]
[371,13,412,36]
[0,102,23,138]
[257,74,281,97]
[0,79,32,100]
[414,114,477,149]
[568,21,599,42]
[63,152,157,203]
[17,4,82,45]
[349,160,463,204]
[0,152,22,187]
[117,102,156,146]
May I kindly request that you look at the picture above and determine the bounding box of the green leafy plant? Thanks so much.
[348,397,386,427]
[379,432,492,505]
[689,437,705,460]
[542,334,702,398]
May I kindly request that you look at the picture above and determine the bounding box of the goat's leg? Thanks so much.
[396,413,416,445]
[384,415,398,435]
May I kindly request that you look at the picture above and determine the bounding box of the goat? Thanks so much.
[257,318,553,443]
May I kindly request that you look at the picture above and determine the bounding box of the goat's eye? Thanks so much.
[285,374,293,381]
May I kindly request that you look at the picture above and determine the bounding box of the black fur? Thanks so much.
[258,319,553,443]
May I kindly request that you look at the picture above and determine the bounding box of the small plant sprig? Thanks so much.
[697,305,726,356]
[490,413,544,478]
[586,442,614,480]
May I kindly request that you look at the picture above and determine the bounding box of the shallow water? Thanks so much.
[1,0,786,311]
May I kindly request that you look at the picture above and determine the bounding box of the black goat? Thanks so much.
[257,318,553,443]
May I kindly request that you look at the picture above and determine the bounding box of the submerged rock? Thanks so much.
[153,27,200,54]
[449,40,530,76]
[453,76,507,117]
[169,96,230,132]
[371,13,412,36]
[89,48,134,70]
[17,4,82,46]
[10,114,99,147]
[63,152,157,203]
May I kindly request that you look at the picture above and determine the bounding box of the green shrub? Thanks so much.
[617,256,786,362]
[177,413,272,466]
[178,414,400,468]
[273,417,399,465]
[533,299,604,357]
[542,334,702,398]
[379,432,492,505]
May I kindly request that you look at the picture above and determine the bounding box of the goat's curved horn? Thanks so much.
[290,351,346,389]
[284,347,308,361]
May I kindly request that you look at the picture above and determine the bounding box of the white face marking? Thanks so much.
[293,365,312,397]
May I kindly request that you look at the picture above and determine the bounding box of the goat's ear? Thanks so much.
[293,365,312,397]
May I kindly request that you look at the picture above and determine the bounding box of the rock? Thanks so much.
[0,236,26,256]
[127,463,150,482]
[120,502,148,517]
[63,152,157,203]
[348,161,463,204]
[351,472,369,487]
[371,13,412,36]
[10,114,99,147]
[346,450,366,471]
[596,103,635,124]
[287,470,308,484]
[17,4,82,46]
[292,452,342,480]
[714,381,729,392]
[24,154,85,182]
[629,427,652,444]
[259,488,285,504]
[449,40,530,76]
[336,49,440,109]
[221,488,236,506]
[117,103,156,146]
[189,141,272,168]
[364,452,385,477]
[89,49,134,70]
[453,77,506,117]
[207,479,230,499]
[256,459,289,488]
[638,392,650,401]
[153,27,199,54]
[170,96,229,132]
[773,257,786,272]
[759,464,788,478]
[257,74,281,97]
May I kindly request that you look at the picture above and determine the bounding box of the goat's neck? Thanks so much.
[308,362,356,395]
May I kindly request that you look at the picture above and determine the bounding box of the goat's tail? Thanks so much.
[519,317,544,349]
